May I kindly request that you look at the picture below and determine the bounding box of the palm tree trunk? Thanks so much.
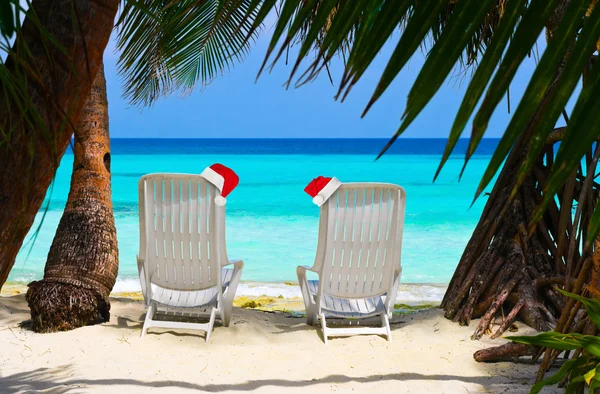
[442,0,566,335]
[26,64,119,332]
[442,0,600,364]
[0,0,118,289]
[441,151,566,337]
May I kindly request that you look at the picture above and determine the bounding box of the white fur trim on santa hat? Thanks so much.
[200,167,225,191]
[313,177,342,207]
[214,195,226,206]
[200,166,227,205]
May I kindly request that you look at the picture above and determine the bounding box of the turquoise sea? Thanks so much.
[8,139,497,301]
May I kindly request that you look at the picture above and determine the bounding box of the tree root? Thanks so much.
[444,173,561,342]
[472,271,523,340]
[26,280,110,333]
[491,299,525,339]
[474,343,540,363]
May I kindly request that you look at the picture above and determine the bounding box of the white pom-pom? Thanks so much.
[214,196,227,206]
[312,195,324,206]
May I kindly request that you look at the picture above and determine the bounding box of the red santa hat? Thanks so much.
[304,176,342,207]
[200,163,239,206]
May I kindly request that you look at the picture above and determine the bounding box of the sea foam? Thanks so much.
[110,277,445,305]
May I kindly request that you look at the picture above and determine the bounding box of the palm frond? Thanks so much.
[116,0,259,107]
[1,0,68,155]
[241,0,600,232]
[0,0,16,38]
[434,0,509,70]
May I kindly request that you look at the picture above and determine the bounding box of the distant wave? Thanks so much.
[109,277,446,304]
[59,138,501,156]
[113,172,146,178]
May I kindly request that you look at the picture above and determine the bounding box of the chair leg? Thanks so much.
[306,304,317,326]
[297,267,317,326]
[222,261,243,328]
[141,302,156,338]
[205,307,217,343]
[320,313,328,345]
[221,302,232,327]
[381,312,392,342]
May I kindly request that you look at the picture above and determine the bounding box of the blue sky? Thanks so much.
[103,23,543,139]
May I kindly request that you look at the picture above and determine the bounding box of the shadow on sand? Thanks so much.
[0,364,536,394]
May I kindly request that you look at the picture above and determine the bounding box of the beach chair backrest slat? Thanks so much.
[139,174,225,291]
[317,183,405,299]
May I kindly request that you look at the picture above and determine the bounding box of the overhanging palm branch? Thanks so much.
[0,0,17,38]
[242,0,600,237]
[238,1,600,381]
[1,0,80,261]
[1,0,75,157]
[116,0,259,107]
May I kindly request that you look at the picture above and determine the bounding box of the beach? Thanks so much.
[0,292,558,394]
[1,138,545,394]
[0,0,589,388]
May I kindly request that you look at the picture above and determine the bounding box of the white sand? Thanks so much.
[0,294,559,394]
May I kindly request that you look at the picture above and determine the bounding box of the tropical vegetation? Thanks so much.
[0,0,118,294]
[509,289,600,393]
[1,0,257,330]
[1,0,600,391]
[222,0,600,382]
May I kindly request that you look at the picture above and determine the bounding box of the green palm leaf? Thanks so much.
[508,331,585,351]
[475,0,598,202]
[363,0,446,119]
[336,0,412,101]
[116,0,259,107]
[375,0,498,159]
[541,59,600,245]
[115,0,600,242]
[235,0,600,240]
[556,289,600,331]
[434,0,527,182]
[530,357,589,394]
[0,0,15,38]
[465,0,559,173]
[290,0,366,87]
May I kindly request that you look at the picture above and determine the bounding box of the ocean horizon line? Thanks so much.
[61,138,501,156]
[106,137,502,140]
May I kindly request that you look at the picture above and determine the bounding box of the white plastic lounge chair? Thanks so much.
[297,183,406,343]
[137,173,243,341]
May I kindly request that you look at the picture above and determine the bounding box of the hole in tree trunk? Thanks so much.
[103,153,111,173]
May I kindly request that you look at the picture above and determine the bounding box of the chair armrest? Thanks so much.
[296,265,318,285]
[297,265,317,274]
[230,260,244,275]
[224,259,243,268]
[394,267,402,279]
[385,267,402,316]
[222,260,243,301]
[297,265,318,308]
[136,255,151,305]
